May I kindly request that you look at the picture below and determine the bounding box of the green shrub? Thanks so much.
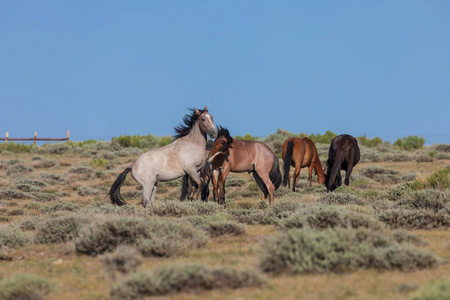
[13,183,43,193]
[0,227,29,248]
[32,159,57,168]
[394,136,425,150]
[425,168,450,189]
[225,176,247,187]
[75,216,208,257]
[0,274,55,300]
[206,220,246,237]
[90,158,110,168]
[18,216,42,231]
[110,263,265,299]
[357,136,383,148]
[259,228,440,274]
[0,143,34,153]
[35,214,88,244]
[67,165,94,177]
[408,278,450,300]
[373,174,402,185]
[435,144,450,152]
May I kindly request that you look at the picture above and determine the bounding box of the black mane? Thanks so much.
[173,108,206,140]
[217,126,234,145]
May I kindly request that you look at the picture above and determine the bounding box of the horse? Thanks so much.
[282,137,326,191]
[180,140,214,201]
[207,127,282,204]
[108,106,218,207]
[325,134,360,192]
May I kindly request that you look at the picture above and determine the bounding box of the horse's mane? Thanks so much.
[173,108,206,140]
[217,126,234,145]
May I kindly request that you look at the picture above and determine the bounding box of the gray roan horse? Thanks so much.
[108,106,218,207]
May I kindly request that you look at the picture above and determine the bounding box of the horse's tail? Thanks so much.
[108,167,132,206]
[282,140,294,186]
[270,156,282,190]
[180,175,189,201]
[252,171,269,198]
[325,155,343,192]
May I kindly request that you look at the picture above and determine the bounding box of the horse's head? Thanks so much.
[207,127,233,163]
[195,106,218,139]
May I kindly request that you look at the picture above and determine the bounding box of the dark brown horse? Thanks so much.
[207,128,282,204]
[180,141,213,201]
[282,137,326,191]
[325,134,360,192]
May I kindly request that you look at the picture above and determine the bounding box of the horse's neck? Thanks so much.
[176,122,207,149]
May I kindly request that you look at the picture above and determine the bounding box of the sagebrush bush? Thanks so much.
[19,215,43,231]
[40,201,79,213]
[397,189,449,212]
[259,228,440,274]
[110,263,266,299]
[425,168,450,189]
[378,209,449,229]
[35,214,89,244]
[0,227,29,248]
[13,183,43,193]
[394,136,425,150]
[319,192,366,205]
[77,186,102,196]
[0,274,55,300]
[39,173,66,183]
[32,159,57,168]
[17,178,48,187]
[146,200,222,217]
[278,206,384,230]
[359,166,397,179]
[6,162,33,176]
[67,165,95,178]
[0,188,30,200]
[391,229,427,246]
[100,245,143,279]
[75,215,209,257]
[416,154,434,163]
[408,278,450,300]
[435,144,450,153]
[206,220,246,237]
[225,175,247,187]
[373,174,401,185]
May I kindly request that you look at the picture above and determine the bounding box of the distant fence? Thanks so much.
[0,131,70,145]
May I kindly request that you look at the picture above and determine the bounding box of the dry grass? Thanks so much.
[0,146,449,300]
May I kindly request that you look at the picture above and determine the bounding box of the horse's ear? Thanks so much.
[194,108,200,116]
[204,105,208,112]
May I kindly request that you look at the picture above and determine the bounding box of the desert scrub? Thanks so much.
[33,142,80,155]
[393,135,425,150]
[77,186,102,196]
[110,263,265,299]
[259,227,440,274]
[75,215,209,257]
[90,157,111,169]
[146,200,222,217]
[278,206,384,230]
[67,165,95,178]
[359,166,397,179]
[32,159,57,168]
[408,278,450,300]
[6,162,33,176]
[100,245,143,279]
[425,168,450,189]
[40,201,79,213]
[16,177,48,188]
[18,215,43,231]
[39,173,66,184]
[13,182,43,193]
[0,274,55,300]
[35,214,89,244]
[0,188,30,200]
[225,175,247,187]
[319,192,366,205]
[0,227,29,248]
[396,189,449,212]
[378,209,449,229]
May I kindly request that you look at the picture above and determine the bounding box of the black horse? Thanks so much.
[325,134,360,192]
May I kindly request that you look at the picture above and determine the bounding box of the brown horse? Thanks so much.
[207,128,282,204]
[325,134,360,192]
[282,137,326,191]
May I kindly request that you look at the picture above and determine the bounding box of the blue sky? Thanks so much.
[1,1,449,145]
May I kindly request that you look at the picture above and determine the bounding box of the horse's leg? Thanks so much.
[218,167,230,205]
[345,164,354,186]
[259,173,275,204]
[308,165,313,186]
[287,172,291,190]
[185,169,202,200]
[211,169,220,203]
[142,179,157,208]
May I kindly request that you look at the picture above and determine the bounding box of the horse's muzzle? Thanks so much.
[209,127,218,139]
